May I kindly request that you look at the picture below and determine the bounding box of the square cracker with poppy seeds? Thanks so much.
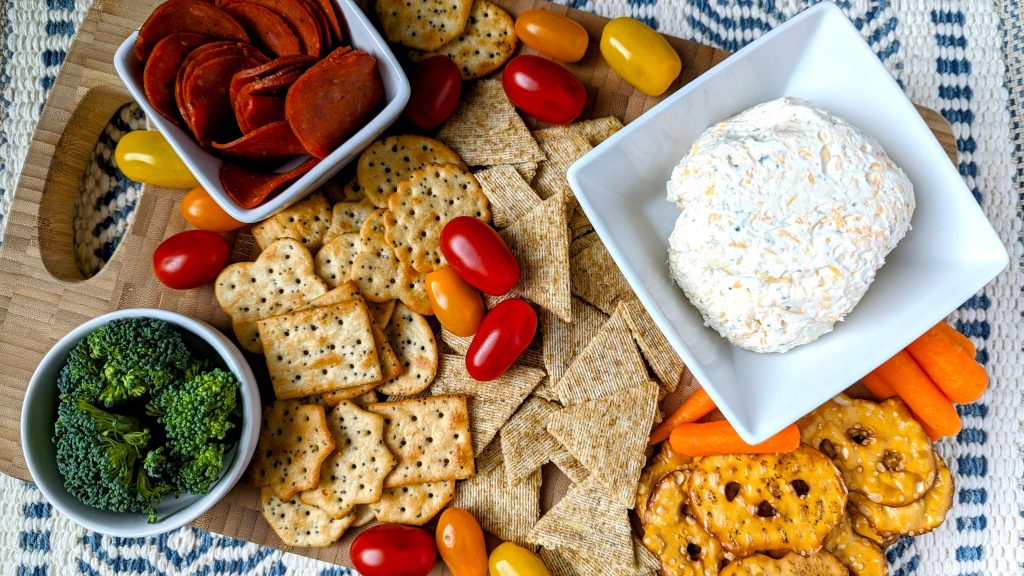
[258,300,381,399]
[368,394,475,487]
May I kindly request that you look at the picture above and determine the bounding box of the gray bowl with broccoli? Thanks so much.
[21,308,260,537]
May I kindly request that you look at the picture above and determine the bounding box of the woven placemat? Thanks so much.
[0,1,1021,575]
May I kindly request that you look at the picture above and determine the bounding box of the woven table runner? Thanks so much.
[0,1,1021,574]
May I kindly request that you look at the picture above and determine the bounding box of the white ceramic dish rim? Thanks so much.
[112,0,411,223]
[568,2,1009,443]
[21,308,260,537]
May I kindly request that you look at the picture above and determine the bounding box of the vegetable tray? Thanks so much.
[0,0,956,567]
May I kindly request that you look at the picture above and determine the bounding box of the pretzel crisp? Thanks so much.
[688,445,847,557]
[641,471,726,576]
[849,453,954,539]
[719,552,847,576]
[849,510,899,548]
[635,443,694,524]
[823,514,888,576]
[798,394,937,506]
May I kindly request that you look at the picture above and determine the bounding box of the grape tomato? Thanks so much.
[501,55,586,125]
[405,55,462,129]
[427,267,485,337]
[600,17,681,97]
[115,130,198,189]
[439,216,520,296]
[152,230,229,290]
[436,507,488,576]
[466,298,537,381]
[488,542,552,576]
[181,186,245,232]
[515,10,589,63]
[350,524,437,576]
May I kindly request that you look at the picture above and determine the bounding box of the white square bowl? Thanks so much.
[113,0,410,223]
[567,1,1008,443]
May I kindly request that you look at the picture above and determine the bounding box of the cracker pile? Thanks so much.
[219,74,702,563]
[377,0,518,79]
[634,393,953,576]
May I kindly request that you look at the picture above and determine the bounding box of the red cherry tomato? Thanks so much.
[405,55,462,129]
[466,298,537,381]
[350,524,437,576]
[515,10,589,63]
[152,230,229,290]
[502,55,586,125]
[439,216,521,296]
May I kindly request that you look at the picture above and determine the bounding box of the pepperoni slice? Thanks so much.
[229,54,318,103]
[221,2,303,57]
[235,92,285,133]
[213,120,306,158]
[228,0,323,56]
[143,33,209,125]
[285,48,384,158]
[135,0,249,61]
[176,41,267,119]
[220,157,320,208]
[310,0,343,45]
[182,54,265,147]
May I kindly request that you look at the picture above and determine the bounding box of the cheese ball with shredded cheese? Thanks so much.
[667,97,914,353]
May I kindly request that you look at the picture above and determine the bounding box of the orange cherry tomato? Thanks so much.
[515,10,589,63]
[436,508,488,576]
[181,186,245,232]
[426,266,485,337]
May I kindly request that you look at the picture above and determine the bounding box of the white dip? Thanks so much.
[667,97,914,353]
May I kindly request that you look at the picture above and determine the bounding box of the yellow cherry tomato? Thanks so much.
[426,266,485,337]
[114,130,198,189]
[181,186,244,232]
[489,542,551,576]
[515,10,589,63]
[600,17,682,96]
[436,508,488,576]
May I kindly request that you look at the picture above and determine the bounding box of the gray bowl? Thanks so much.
[21,308,260,537]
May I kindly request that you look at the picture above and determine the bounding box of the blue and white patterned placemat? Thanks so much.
[1,0,1021,574]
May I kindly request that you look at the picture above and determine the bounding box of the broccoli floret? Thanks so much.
[175,444,227,495]
[147,368,239,458]
[54,398,171,522]
[57,339,105,402]
[81,318,192,406]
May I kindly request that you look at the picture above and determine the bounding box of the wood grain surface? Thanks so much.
[0,0,956,567]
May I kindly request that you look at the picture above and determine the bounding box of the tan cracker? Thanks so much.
[500,192,571,322]
[351,209,432,314]
[357,135,465,207]
[258,300,381,399]
[299,401,396,519]
[374,0,473,50]
[452,442,540,547]
[386,163,490,273]
[437,78,546,166]
[251,193,332,252]
[368,394,475,487]
[371,480,455,525]
[377,301,438,396]
[555,306,649,406]
[250,400,336,500]
[314,232,360,288]
[215,238,328,353]
[475,164,542,228]
[261,487,353,547]
[408,0,516,80]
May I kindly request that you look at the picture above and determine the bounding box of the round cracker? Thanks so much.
[385,163,490,273]
[409,0,517,80]
[315,232,360,288]
[357,135,465,207]
[377,302,438,396]
[374,0,473,50]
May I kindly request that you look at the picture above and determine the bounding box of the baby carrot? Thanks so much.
[934,320,977,360]
[907,325,988,404]
[649,387,717,445]
[871,350,961,439]
[860,371,897,400]
[668,420,800,457]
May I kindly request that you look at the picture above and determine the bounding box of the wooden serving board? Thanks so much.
[0,0,955,566]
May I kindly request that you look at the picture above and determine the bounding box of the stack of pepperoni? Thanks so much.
[136,0,385,208]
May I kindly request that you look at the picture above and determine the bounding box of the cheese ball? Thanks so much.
[666,97,914,353]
